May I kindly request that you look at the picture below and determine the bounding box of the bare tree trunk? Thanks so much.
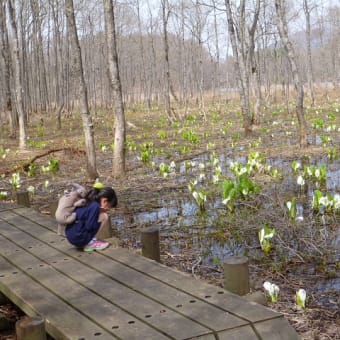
[0,0,16,137]
[135,0,150,111]
[161,0,179,123]
[103,0,126,178]
[19,4,30,120]
[30,0,49,113]
[64,0,98,179]
[303,0,315,106]
[7,0,27,149]
[224,0,260,137]
[50,0,63,117]
[275,0,308,148]
[253,50,262,125]
[194,0,206,120]
[212,0,221,111]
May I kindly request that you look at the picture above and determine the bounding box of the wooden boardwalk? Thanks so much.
[0,204,300,340]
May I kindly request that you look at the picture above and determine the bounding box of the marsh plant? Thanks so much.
[206,142,215,150]
[188,180,207,212]
[159,161,176,178]
[327,148,339,160]
[0,148,10,159]
[27,163,37,177]
[126,139,137,151]
[212,164,222,185]
[157,131,168,139]
[320,135,332,146]
[312,190,340,213]
[184,160,196,172]
[27,186,36,195]
[291,160,301,173]
[99,141,109,152]
[221,174,260,211]
[230,152,277,179]
[138,142,154,163]
[286,198,297,220]
[179,145,190,154]
[325,124,337,132]
[263,281,280,303]
[192,189,207,212]
[0,191,8,199]
[27,140,46,148]
[296,289,307,309]
[303,164,327,187]
[36,125,45,137]
[230,161,251,177]
[9,173,21,190]
[181,129,200,144]
[258,224,276,254]
[41,158,59,174]
[312,118,325,129]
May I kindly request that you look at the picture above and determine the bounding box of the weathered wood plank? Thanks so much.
[216,325,259,340]
[0,203,18,211]
[0,257,115,340]
[253,317,301,340]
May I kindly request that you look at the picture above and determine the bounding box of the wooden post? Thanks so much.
[223,256,250,296]
[16,316,46,340]
[16,191,30,207]
[96,215,113,240]
[141,226,160,262]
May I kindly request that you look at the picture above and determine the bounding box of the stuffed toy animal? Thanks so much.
[55,183,88,234]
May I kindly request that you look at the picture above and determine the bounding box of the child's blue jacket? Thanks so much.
[65,201,101,247]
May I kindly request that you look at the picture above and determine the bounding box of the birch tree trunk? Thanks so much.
[275,0,308,148]
[103,0,126,177]
[64,0,98,179]
[7,0,27,149]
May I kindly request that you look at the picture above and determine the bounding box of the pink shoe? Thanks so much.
[84,239,110,252]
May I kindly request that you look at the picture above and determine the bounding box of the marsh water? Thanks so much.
[110,148,340,293]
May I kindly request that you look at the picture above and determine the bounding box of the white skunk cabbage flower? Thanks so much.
[263,281,280,302]
[297,175,305,186]
[296,289,307,308]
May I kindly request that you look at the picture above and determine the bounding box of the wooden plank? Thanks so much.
[0,257,115,340]
[0,212,249,334]
[0,203,18,211]
[0,230,206,340]
[104,248,282,323]
[9,207,70,231]
[253,318,301,340]
[217,325,259,340]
